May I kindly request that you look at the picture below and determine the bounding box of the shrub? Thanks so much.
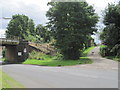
[53,52,63,60]
[2,49,5,58]
[100,45,119,57]
[28,50,44,60]
[111,44,120,58]
[100,46,109,57]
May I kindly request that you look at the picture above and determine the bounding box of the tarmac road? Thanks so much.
[2,64,118,88]
[2,47,118,88]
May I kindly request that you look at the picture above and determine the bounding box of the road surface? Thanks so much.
[69,47,118,70]
[0,61,2,65]
[1,47,118,88]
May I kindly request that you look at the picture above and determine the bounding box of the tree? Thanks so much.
[28,19,35,36]
[36,24,51,43]
[46,2,98,60]
[6,14,35,40]
[100,2,120,57]
[104,2,120,28]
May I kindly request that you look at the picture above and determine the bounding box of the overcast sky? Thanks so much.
[0,0,119,43]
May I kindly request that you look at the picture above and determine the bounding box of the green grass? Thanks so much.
[0,70,2,89]
[23,56,92,66]
[82,46,95,56]
[100,45,107,48]
[23,46,95,66]
[0,58,5,61]
[0,70,24,89]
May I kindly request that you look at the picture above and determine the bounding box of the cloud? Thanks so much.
[0,0,119,44]
[0,0,119,29]
[0,0,51,29]
[0,29,6,37]
[86,0,118,15]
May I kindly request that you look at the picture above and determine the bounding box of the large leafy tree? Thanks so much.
[6,14,35,40]
[46,2,98,60]
[28,19,35,36]
[100,2,120,57]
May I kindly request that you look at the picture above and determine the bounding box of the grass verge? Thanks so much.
[0,58,5,61]
[23,56,92,66]
[0,70,2,89]
[23,47,95,67]
[82,46,95,56]
[0,70,24,89]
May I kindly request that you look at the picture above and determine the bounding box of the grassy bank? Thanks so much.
[0,70,24,89]
[23,56,92,66]
[23,46,95,66]
[82,46,95,56]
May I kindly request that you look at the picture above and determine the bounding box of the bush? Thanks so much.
[2,49,5,58]
[53,52,63,60]
[100,45,119,57]
[29,50,45,60]
[100,46,109,57]
[111,44,120,58]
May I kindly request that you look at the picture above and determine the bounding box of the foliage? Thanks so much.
[100,2,120,58]
[106,56,120,62]
[6,14,35,41]
[46,2,98,60]
[100,24,120,48]
[110,44,120,57]
[53,52,63,60]
[35,24,51,43]
[82,46,95,56]
[24,31,37,42]
[100,46,109,57]
[28,50,46,60]
[6,14,51,43]
[2,49,5,58]
[23,57,92,66]
[83,36,95,49]
[104,2,120,27]
[24,50,92,66]
[100,45,107,48]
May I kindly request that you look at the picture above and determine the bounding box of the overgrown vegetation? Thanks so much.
[36,24,51,43]
[100,45,107,57]
[100,45,120,61]
[0,70,24,88]
[2,49,5,58]
[23,50,92,66]
[100,2,120,59]
[82,46,95,56]
[106,56,120,62]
